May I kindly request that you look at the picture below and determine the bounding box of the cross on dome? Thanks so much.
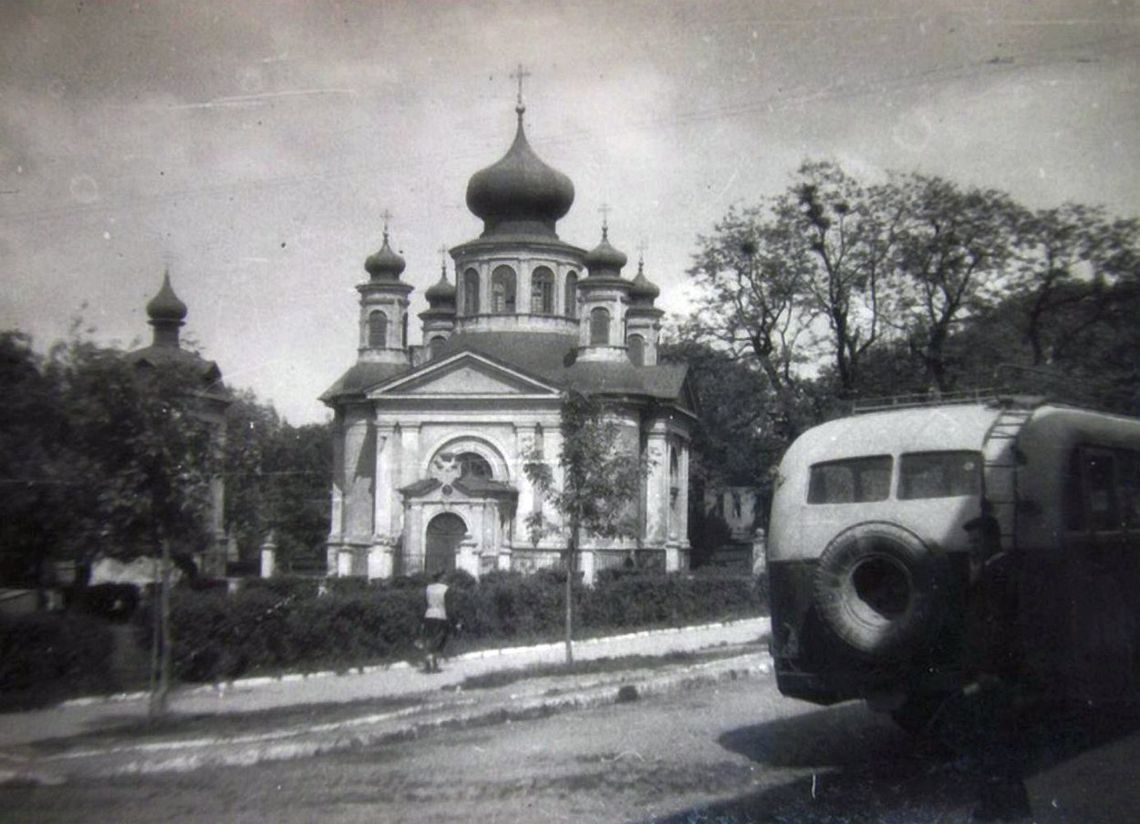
[510,63,531,114]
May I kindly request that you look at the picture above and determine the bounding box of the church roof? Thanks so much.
[428,331,692,410]
[321,330,692,413]
[433,331,577,378]
[320,361,410,403]
[124,345,228,406]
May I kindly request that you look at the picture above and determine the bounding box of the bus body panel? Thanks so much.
[766,400,1140,712]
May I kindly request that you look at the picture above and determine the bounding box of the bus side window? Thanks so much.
[1079,448,1119,532]
[808,456,892,504]
[898,451,981,499]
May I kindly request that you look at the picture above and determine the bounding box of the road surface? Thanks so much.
[3,672,1137,823]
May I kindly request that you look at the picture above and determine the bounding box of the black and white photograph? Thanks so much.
[1,1,1137,822]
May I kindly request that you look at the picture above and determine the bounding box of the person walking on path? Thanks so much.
[421,571,450,673]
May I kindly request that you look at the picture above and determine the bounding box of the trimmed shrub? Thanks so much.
[155,570,767,683]
[74,583,140,622]
[0,612,113,695]
[240,576,322,600]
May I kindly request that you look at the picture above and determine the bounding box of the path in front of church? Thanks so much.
[0,617,769,785]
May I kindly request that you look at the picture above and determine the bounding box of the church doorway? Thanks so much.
[425,513,466,575]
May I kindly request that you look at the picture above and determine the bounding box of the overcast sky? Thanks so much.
[2,0,1136,424]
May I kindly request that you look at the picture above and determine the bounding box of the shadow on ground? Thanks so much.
[641,694,1140,824]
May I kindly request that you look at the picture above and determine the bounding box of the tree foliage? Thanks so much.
[0,331,332,586]
[884,174,1022,391]
[687,160,1138,408]
[0,335,220,583]
[523,391,646,661]
[225,393,331,570]
[775,161,901,396]
[524,391,645,548]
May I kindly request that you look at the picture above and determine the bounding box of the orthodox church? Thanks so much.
[321,93,695,583]
[127,273,230,577]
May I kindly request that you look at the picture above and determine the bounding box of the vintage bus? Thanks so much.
[765,395,1140,727]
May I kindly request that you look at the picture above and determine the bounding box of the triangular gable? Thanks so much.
[676,371,700,417]
[370,352,561,399]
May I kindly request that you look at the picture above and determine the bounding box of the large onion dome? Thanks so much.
[629,256,660,305]
[466,107,575,237]
[584,226,628,276]
[146,269,188,325]
[364,229,406,281]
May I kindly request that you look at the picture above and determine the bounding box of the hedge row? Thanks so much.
[0,612,113,700]
[155,570,767,683]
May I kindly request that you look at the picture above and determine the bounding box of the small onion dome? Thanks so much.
[585,227,628,276]
[364,231,406,281]
[466,109,575,235]
[425,265,457,307]
[146,270,188,324]
[629,258,660,305]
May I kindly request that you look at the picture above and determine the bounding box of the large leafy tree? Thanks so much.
[884,174,1022,393]
[43,339,220,563]
[0,332,73,585]
[686,205,811,443]
[1009,203,1140,367]
[774,161,902,397]
[523,391,645,663]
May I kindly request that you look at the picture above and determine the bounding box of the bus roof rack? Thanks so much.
[850,389,1051,415]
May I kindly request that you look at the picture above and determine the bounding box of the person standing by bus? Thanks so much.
[960,501,1032,822]
[421,571,450,673]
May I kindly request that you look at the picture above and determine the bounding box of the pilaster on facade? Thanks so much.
[367,541,394,580]
[644,421,670,545]
[373,423,398,540]
[343,410,376,545]
[327,414,346,546]
[678,440,691,549]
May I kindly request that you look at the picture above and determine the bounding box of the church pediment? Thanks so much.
[369,353,559,399]
[399,476,517,502]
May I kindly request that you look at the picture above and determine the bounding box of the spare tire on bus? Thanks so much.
[813,522,945,657]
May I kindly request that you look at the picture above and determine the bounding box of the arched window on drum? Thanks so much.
[463,268,480,315]
[590,307,610,345]
[564,271,578,317]
[627,334,645,366]
[531,267,554,315]
[462,268,481,316]
[491,266,516,313]
[368,310,388,348]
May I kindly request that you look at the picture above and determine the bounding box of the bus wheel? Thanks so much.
[814,522,942,656]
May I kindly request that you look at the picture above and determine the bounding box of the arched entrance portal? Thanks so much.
[425,513,466,575]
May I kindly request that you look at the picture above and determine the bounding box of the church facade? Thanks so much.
[322,99,695,583]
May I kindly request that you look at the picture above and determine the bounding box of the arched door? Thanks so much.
[425,513,466,575]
